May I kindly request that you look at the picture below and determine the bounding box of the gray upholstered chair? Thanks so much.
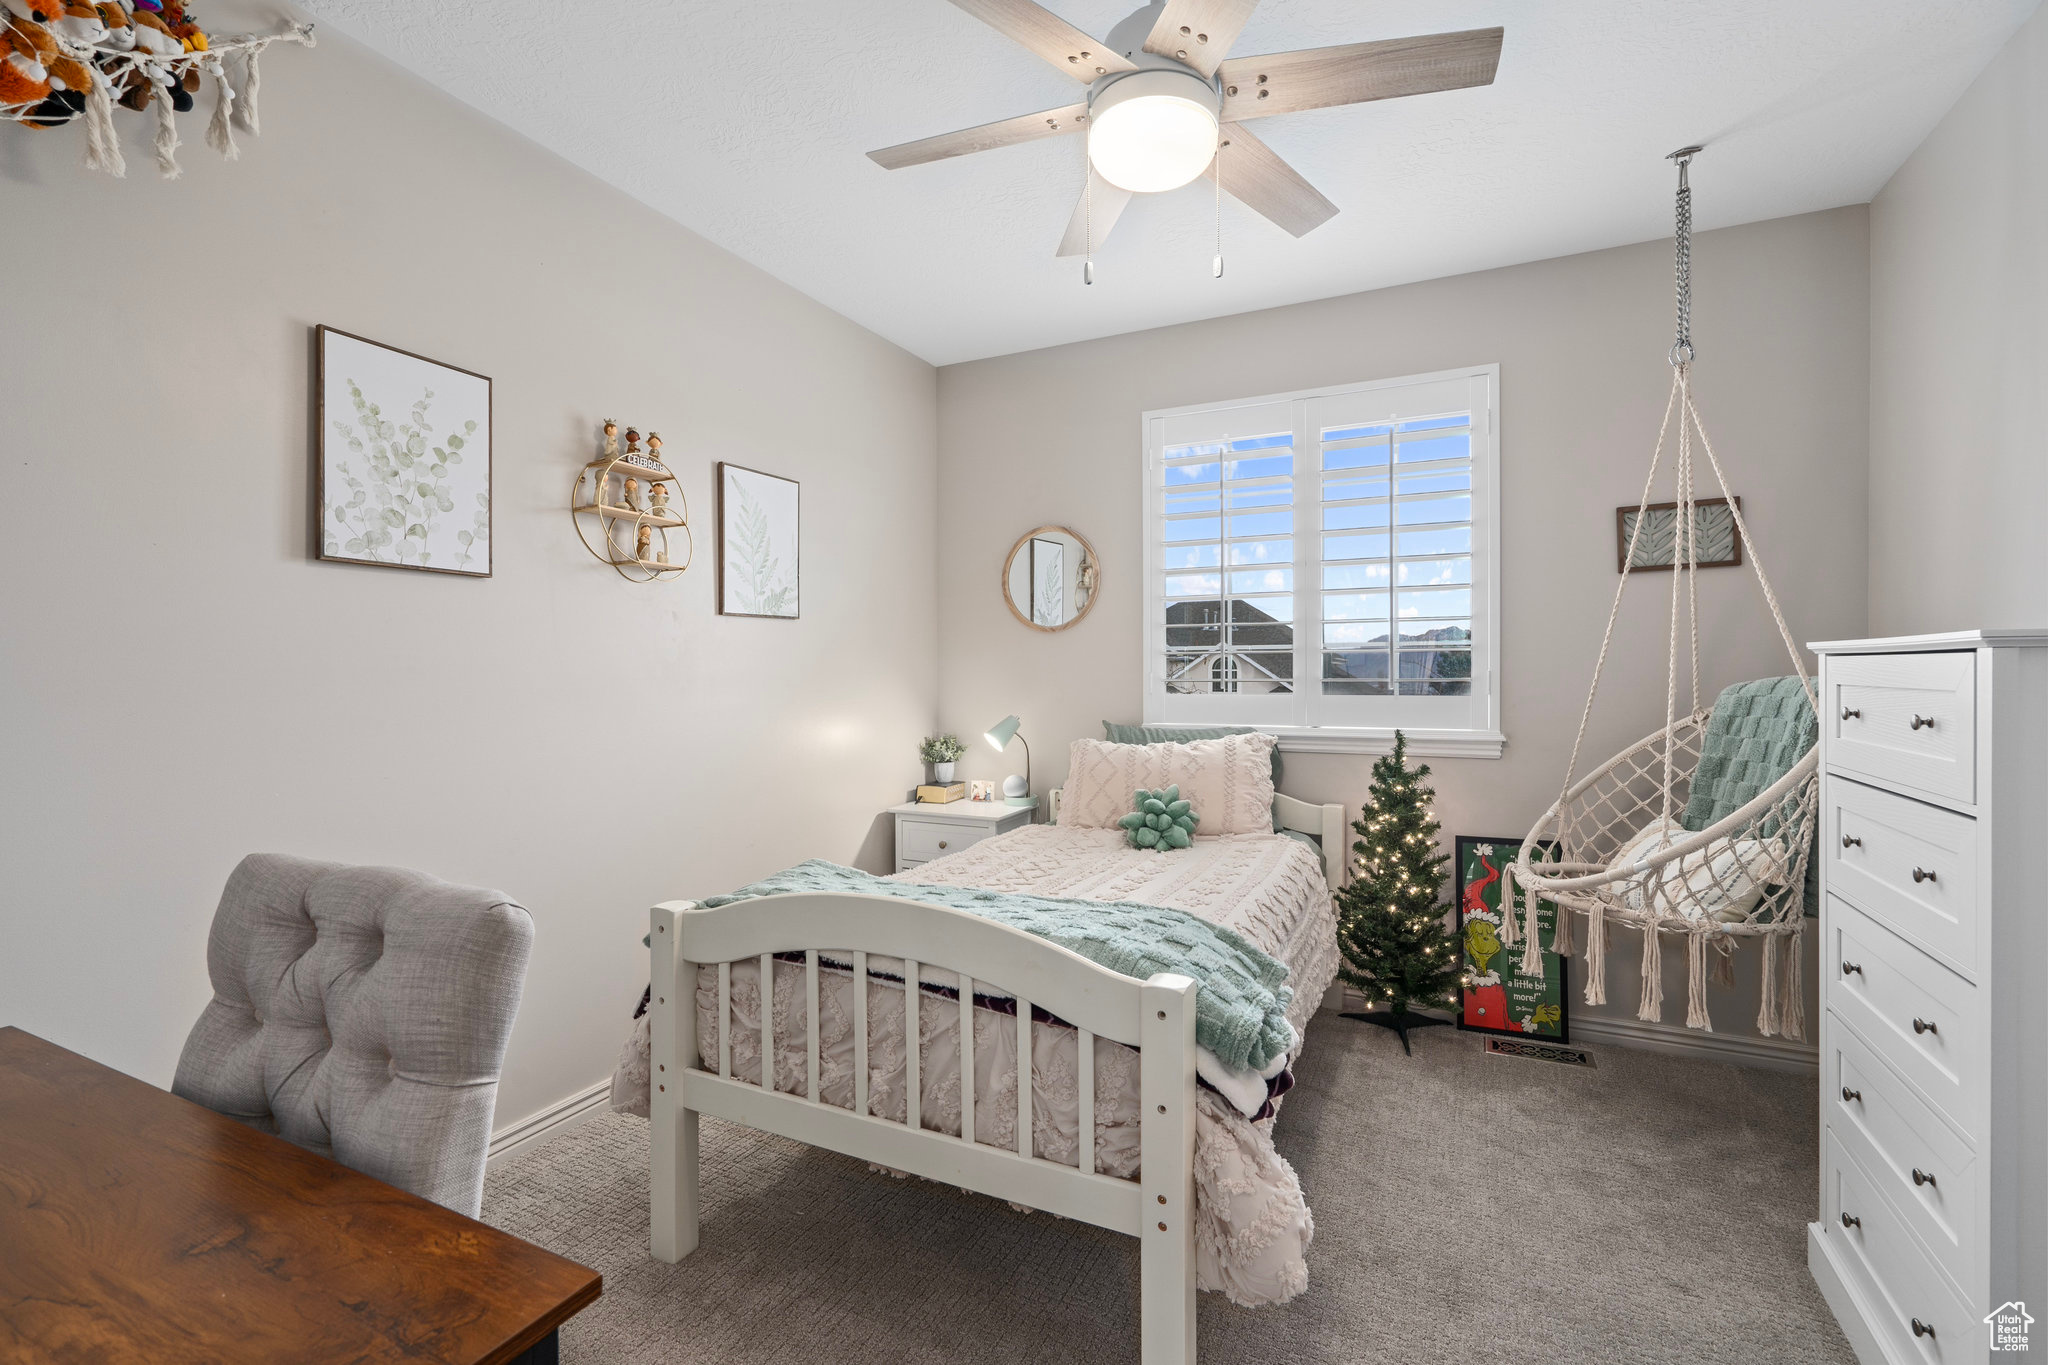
[173,853,534,1218]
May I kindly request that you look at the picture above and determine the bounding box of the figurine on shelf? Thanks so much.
[655,548,670,566]
[646,431,664,465]
[636,525,652,563]
[624,427,642,459]
[623,477,643,512]
[600,418,620,462]
[649,483,671,518]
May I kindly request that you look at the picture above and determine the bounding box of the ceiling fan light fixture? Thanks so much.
[1085,68,1221,194]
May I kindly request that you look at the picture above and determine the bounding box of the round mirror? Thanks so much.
[1002,526,1099,632]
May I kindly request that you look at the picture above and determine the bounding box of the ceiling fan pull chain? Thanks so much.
[1212,139,1224,279]
[1084,160,1096,285]
[1667,144,1701,366]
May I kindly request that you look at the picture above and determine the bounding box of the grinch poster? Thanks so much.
[1455,836,1567,1042]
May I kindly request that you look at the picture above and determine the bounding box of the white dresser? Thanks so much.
[889,800,1033,873]
[1808,631,2048,1364]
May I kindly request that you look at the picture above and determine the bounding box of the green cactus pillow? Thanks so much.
[1119,785,1200,851]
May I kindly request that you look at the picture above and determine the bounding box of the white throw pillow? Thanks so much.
[1061,734,1279,836]
[1607,816,1787,923]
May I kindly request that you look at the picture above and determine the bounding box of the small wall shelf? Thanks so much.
[571,457,692,582]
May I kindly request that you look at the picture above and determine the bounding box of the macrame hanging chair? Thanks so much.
[1503,148,1820,1040]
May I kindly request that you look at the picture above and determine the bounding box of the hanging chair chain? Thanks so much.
[1668,145,1700,366]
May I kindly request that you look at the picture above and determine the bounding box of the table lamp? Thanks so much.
[984,715,1035,807]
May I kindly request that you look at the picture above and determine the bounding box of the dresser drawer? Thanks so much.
[1828,898,1980,1135]
[1826,651,1975,806]
[1825,778,1980,979]
[1827,1025,1979,1295]
[1823,1131,1976,1364]
[898,818,989,864]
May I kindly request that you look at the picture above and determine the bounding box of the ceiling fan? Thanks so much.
[868,0,1504,261]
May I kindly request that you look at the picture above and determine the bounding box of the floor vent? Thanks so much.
[1483,1037,1596,1068]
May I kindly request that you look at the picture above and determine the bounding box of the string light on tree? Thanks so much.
[1336,731,1461,1054]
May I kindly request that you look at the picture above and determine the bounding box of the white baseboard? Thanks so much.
[488,1078,612,1167]
[1569,1013,1818,1074]
[1808,1221,1895,1365]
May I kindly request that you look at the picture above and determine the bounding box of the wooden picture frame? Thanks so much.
[1616,496,1741,573]
[1454,835,1568,1042]
[715,462,800,619]
[316,325,492,577]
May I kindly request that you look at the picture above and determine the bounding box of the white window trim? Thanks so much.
[1139,364,1503,759]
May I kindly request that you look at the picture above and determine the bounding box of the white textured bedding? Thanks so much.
[613,823,1338,1307]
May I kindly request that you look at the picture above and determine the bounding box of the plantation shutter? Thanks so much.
[1146,368,1496,738]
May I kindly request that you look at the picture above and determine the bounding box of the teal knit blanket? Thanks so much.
[701,859,1293,1073]
[1680,676,1819,915]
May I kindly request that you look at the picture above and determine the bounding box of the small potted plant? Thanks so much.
[920,733,966,783]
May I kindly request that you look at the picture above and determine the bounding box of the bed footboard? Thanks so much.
[648,892,1197,1365]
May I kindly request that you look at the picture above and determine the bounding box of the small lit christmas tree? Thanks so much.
[1336,730,1462,1053]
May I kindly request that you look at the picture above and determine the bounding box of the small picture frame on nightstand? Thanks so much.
[968,780,996,803]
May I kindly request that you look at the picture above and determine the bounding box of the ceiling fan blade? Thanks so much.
[869,102,1089,170]
[947,0,1136,80]
[1056,180,1135,257]
[1142,0,1260,78]
[1219,27,1503,121]
[1207,125,1336,237]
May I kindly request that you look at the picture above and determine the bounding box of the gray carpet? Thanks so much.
[483,1022,1855,1364]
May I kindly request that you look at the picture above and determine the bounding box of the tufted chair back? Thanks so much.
[173,853,534,1218]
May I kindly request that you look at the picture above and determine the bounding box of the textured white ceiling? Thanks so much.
[302,0,2037,364]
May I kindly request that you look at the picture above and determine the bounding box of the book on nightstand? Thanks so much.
[916,782,966,804]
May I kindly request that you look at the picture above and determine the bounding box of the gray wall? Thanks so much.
[1868,3,2048,635]
[0,26,938,1127]
[935,207,1871,1033]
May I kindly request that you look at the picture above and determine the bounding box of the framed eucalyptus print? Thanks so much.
[317,325,492,577]
[716,462,800,619]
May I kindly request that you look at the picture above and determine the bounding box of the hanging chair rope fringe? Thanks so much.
[1510,148,1817,1039]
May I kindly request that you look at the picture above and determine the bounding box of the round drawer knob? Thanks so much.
[1841,706,1861,720]
[1841,834,1862,849]
[1840,1211,1861,1230]
[1911,1319,1935,1339]
[937,840,948,850]
[1910,714,1936,730]
[1841,960,1862,977]
[1912,866,1937,883]
[1912,1017,1938,1035]
[1841,1087,1861,1103]
[1912,1167,1936,1188]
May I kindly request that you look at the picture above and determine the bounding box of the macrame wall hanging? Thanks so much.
[1,0,313,179]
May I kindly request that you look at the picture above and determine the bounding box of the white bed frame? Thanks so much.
[646,791,1344,1365]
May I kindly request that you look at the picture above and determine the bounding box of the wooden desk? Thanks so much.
[0,1027,600,1364]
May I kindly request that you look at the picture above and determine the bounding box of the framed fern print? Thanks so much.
[316,325,491,577]
[716,462,800,619]
[1616,496,1741,573]
[1029,535,1066,628]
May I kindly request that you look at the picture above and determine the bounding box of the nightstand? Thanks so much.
[889,801,1033,873]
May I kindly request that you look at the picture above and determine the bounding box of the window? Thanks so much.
[1142,366,1501,756]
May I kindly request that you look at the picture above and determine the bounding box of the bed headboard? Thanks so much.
[1046,788,1347,890]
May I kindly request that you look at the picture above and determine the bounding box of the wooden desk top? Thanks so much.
[0,1026,600,1364]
